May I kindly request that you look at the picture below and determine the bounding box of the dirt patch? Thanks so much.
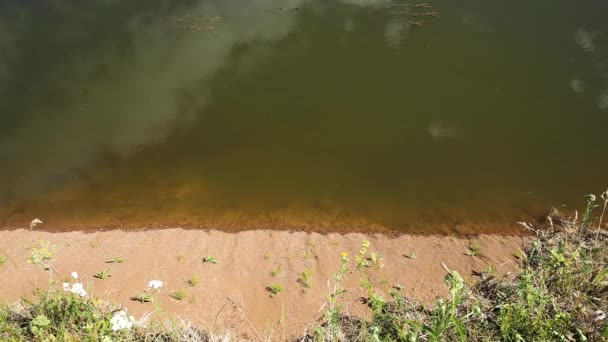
[0,228,524,340]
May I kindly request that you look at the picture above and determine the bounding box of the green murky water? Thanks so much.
[1,0,607,233]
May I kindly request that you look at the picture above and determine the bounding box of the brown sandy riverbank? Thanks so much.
[0,228,525,340]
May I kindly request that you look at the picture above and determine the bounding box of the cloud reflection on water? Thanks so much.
[0,0,386,199]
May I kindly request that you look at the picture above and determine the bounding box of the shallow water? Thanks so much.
[1,0,607,233]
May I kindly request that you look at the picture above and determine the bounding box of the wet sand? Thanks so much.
[0,227,524,339]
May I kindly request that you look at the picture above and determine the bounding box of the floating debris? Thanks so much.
[427,120,459,140]
[385,19,409,48]
[168,16,222,33]
[344,18,356,33]
[384,2,439,28]
[570,78,586,93]
[574,28,597,53]
[461,13,495,33]
[29,218,43,229]
[597,89,608,111]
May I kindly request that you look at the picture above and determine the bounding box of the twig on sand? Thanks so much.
[226,297,264,341]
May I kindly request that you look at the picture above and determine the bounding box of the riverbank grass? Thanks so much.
[0,191,607,341]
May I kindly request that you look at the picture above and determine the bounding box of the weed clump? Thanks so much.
[306,191,608,341]
[170,290,188,301]
[267,284,284,297]
[186,275,200,287]
[298,269,313,288]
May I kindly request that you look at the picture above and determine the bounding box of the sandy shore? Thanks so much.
[0,228,524,340]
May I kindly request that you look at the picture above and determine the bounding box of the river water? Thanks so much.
[1,0,607,233]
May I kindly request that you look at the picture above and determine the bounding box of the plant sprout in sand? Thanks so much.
[26,240,56,271]
[131,280,163,303]
[94,269,111,279]
[170,290,188,301]
[186,275,200,287]
[267,284,284,297]
[298,269,313,288]
[106,257,124,264]
[202,256,218,264]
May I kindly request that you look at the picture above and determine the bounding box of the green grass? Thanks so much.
[130,293,154,303]
[267,284,284,297]
[170,290,188,301]
[465,239,483,257]
[298,269,313,288]
[186,275,200,287]
[93,268,111,279]
[105,257,124,264]
[271,265,282,277]
[1,290,116,340]
[202,256,218,264]
[0,290,206,340]
[308,191,608,341]
[0,257,6,267]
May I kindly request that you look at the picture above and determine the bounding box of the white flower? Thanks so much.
[62,282,70,291]
[70,272,79,279]
[110,310,135,331]
[69,282,87,297]
[29,218,43,229]
[147,280,163,289]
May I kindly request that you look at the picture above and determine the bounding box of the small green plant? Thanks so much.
[170,290,188,301]
[271,265,282,277]
[355,240,372,268]
[105,257,124,264]
[202,256,218,264]
[360,276,373,291]
[93,268,111,279]
[482,264,496,278]
[26,240,56,269]
[596,188,608,237]
[310,191,608,341]
[130,293,154,303]
[354,240,383,269]
[186,275,200,287]
[404,252,417,259]
[465,240,483,257]
[298,269,313,288]
[0,256,6,267]
[267,284,284,297]
[29,314,51,337]
[513,248,526,260]
[306,240,318,248]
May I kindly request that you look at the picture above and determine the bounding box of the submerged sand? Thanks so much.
[0,228,524,339]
